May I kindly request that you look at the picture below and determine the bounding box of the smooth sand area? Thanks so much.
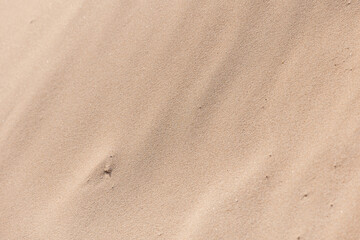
[1,1,360,239]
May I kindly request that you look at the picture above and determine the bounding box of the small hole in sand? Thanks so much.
[103,166,113,177]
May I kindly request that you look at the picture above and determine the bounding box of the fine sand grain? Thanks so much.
[1,1,360,239]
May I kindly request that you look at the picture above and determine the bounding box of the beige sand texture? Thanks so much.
[1,0,360,239]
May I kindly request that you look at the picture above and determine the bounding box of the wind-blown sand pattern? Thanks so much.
[1,1,360,239]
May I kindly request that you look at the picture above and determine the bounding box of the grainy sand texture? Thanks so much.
[1,1,360,239]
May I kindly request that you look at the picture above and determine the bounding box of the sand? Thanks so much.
[1,1,360,239]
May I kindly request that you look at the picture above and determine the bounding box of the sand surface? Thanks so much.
[1,1,360,239]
